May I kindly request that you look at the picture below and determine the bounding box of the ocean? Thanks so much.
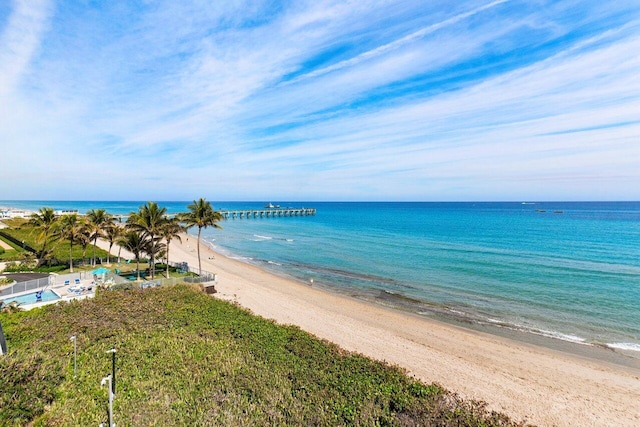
[3,200,640,357]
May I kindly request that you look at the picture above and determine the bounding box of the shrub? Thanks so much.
[3,261,36,273]
[0,277,14,286]
[0,285,525,426]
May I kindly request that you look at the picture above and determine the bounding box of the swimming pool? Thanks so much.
[2,290,60,305]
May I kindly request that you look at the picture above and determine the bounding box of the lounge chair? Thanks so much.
[74,278,81,285]
[64,280,70,286]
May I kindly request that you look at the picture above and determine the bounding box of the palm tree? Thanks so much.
[159,217,185,277]
[120,231,146,281]
[180,198,223,275]
[126,202,168,279]
[87,209,114,266]
[142,237,165,278]
[54,213,82,272]
[77,219,92,263]
[104,223,123,265]
[28,207,58,265]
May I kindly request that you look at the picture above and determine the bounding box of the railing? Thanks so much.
[1,261,217,298]
[220,208,316,219]
[0,277,50,298]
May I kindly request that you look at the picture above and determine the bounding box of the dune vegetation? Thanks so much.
[0,284,523,426]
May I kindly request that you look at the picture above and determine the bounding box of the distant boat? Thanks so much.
[521,202,536,205]
[553,210,564,214]
[264,203,280,209]
[536,209,546,213]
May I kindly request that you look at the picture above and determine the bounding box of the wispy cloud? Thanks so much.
[0,0,53,96]
[1,0,639,200]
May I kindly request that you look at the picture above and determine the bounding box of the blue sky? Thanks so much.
[1,0,639,201]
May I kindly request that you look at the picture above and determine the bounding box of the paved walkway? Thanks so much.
[0,239,12,250]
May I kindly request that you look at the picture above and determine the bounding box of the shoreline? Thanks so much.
[202,236,640,369]
[165,233,640,426]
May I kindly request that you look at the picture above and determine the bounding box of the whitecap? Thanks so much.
[534,329,586,344]
[607,342,640,352]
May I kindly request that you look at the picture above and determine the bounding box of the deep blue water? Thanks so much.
[3,200,639,352]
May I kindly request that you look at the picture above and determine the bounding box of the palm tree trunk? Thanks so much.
[166,240,171,277]
[136,258,140,281]
[150,240,155,279]
[197,227,202,275]
[108,242,113,264]
[92,237,97,266]
[69,242,74,273]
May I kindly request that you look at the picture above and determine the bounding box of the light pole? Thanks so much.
[0,320,7,355]
[106,348,116,395]
[70,335,77,377]
[100,375,114,427]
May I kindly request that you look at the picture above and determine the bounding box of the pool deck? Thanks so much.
[2,278,96,310]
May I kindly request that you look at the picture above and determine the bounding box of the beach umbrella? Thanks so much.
[92,267,111,275]
[92,267,111,281]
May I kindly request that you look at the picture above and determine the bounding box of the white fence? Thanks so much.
[0,277,50,298]
[1,264,217,298]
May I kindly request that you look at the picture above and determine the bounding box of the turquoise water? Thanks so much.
[2,290,60,305]
[3,200,639,353]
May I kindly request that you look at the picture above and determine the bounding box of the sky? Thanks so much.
[1,0,639,202]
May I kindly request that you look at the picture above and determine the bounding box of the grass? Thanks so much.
[0,285,524,426]
[0,233,25,262]
[0,219,114,268]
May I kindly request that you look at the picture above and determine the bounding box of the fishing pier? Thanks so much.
[220,207,316,219]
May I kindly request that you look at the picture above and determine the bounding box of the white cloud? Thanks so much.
[0,0,639,200]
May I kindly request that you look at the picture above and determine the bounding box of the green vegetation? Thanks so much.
[0,228,27,262]
[126,202,168,279]
[1,218,111,268]
[0,285,521,426]
[1,202,223,277]
[179,198,223,275]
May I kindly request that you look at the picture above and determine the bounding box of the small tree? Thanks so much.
[28,207,58,266]
[87,209,114,266]
[53,214,82,272]
[104,223,123,265]
[120,231,146,281]
[180,198,223,275]
[159,217,185,277]
[77,219,92,263]
[127,202,168,279]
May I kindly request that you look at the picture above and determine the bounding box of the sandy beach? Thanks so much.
[99,234,640,426]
